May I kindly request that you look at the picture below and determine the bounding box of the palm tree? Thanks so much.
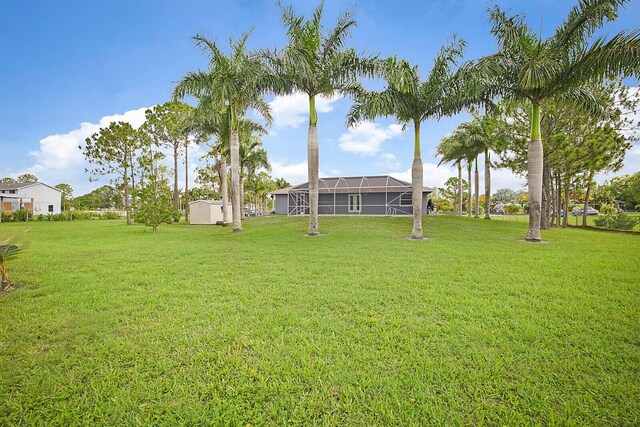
[266,2,377,236]
[478,0,640,241]
[1,237,26,292]
[174,33,272,232]
[437,131,468,216]
[348,39,472,238]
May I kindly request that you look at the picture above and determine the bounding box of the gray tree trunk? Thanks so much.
[541,157,551,230]
[230,130,242,231]
[124,167,131,225]
[474,158,479,218]
[556,174,562,228]
[172,145,180,210]
[220,155,230,225]
[582,172,594,228]
[240,175,245,218]
[563,182,570,228]
[457,161,463,216]
[411,157,424,239]
[467,161,472,218]
[526,138,543,241]
[184,138,189,223]
[484,149,491,219]
[307,125,319,236]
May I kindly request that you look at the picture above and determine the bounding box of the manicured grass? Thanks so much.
[1,216,639,425]
[492,212,640,231]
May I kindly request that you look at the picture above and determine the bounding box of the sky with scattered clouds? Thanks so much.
[1,0,638,196]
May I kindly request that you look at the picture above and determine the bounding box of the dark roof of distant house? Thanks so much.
[275,175,433,194]
[268,186,292,196]
[0,182,62,192]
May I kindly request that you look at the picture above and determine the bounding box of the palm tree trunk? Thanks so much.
[484,148,491,219]
[307,96,320,236]
[526,103,543,241]
[474,157,479,218]
[173,145,180,211]
[457,161,463,216]
[411,120,423,239]
[230,129,242,232]
[184,137,190,223]
[220,155,230,225]
[467,161,472,218]
[240,175,245,217]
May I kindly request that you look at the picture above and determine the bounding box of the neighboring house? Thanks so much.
[269,175,432,216]
[189,200,232,225]
[0,182,62,215]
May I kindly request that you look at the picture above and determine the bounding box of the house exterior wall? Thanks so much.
[0,183,62,214]
[280,191,430,216]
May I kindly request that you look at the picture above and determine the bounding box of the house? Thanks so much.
[269,175,432,216]
[0,182,62,215]
[189,200,232,225]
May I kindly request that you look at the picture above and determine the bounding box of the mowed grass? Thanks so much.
[1,216,639,426]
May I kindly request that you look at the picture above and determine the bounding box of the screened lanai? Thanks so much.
[271,175,432,216]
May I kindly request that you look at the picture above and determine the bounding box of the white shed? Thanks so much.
[189,200,231,225]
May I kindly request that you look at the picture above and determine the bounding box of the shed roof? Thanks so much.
[286,175,433,194]
[188,199,229,205]
[268,186,292,196]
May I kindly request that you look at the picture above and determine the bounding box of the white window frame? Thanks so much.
[400,192,412,206]
[348,194,361,213]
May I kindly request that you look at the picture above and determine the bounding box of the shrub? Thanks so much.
[101,211,120,220]
[503,204,522,214]
[13,209,33,222]
[594,212,639,230]
[599,204,617,215]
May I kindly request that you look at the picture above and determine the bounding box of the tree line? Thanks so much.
[70,1,640,238]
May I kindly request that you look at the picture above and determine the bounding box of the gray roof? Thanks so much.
[268,186,292,196]
[0,182,62,192]
[287,175,433,194]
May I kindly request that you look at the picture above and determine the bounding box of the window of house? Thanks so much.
[9,190,16,194]
[48,205,54,213]
[400,193,412,206]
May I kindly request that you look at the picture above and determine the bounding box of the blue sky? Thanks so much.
[1,0,639,195]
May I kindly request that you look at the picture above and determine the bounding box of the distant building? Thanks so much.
[188,200,232,225]
[0,182,62,215]
[269,175,432,216]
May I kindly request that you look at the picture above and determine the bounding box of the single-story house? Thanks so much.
[0,182,62,215]
[269,175,432,216]
[189,200,232,225]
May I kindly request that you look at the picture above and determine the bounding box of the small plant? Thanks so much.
[1,237,27,292]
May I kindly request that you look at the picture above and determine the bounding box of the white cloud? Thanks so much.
[338,121,403,155]
[269,92,341,128]
[595,141,640,183]
[330,169,340,175]
[375,153,401,170]
[19,106,151,194]
[270,158,330,185]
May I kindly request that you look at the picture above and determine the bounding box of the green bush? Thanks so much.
[503,204,522,214]
[101,211,120,220]
[13,209,33,222]
[594,212,639,230]
[599,204,617,215]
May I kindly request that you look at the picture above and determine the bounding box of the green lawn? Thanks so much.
[1,216,639,425]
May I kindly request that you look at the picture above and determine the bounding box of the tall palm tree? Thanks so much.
[478,0,640,241]
[174,33,272,232]
[437,130,468,216]
[348,39,472,238]
[190,99,231,224]
[266,3,377,236]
